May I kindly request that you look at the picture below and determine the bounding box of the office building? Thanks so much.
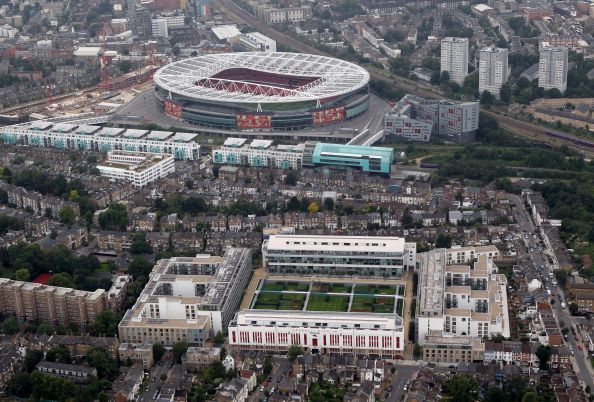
[441,37,469,85]
[97,151,175,187]
[118,249,252,346]
[229,309,405,357]
[302,143,395,174]
[255,5,312,24]
[538,42,568,93]
[262,235,416,277]
[151,17,168,37]
[384,94,479,143]
[416,248,510,362]
[239,32,276,53]
[213,138,304,170]
[0,121,200,160]
[479,47,509,98]
[0,278,107,326]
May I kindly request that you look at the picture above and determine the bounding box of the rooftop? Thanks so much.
[265,234,406,253]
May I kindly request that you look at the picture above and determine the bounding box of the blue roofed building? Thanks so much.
[304,142,395,174]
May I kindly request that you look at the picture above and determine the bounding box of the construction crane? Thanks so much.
[100,23,114,90]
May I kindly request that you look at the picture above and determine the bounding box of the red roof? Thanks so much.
[32,273,54,285]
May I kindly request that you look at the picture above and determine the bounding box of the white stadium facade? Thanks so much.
[153,52,371,130]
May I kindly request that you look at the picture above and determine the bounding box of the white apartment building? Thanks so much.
[228,310,405,357]
[446,245,499,265]
[479,47,509,98]
[441,37,469,85]
[262,235,417,277]
[151,18,168,38]
[97,151,175,187]
[240,32,276,53]
[417,248,509,348]
[256,6,311,24]
[213,138,303,170]
[538,42,568,94]
[0,121,200,160]
[118,249,252,346]
[0,24,18,39]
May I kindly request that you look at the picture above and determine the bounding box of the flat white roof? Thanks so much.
[245,31,275,43]
[76,125,102,135]
[123,129,149,138]
[211,24,241,40]
[473,3,493,11]
[30,121,53,130]
[74,46,101,57]
[99,127,125,137]
[250,139,273,149]
[172,132,197,142]
[147,130,173,140]
[235,310,401,329]
[51,123,77,133]
[224,137,248,147]
[266,235,406,253]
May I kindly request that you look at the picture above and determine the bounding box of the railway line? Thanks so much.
[212,0,594,156]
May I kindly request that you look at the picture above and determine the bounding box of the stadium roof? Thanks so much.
[153,52,370,104]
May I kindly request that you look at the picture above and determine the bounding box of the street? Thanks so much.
[510,194,594,392]
[139,359,171,402]
[386,364,419,402]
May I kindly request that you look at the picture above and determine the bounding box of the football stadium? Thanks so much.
[153,52,371,131]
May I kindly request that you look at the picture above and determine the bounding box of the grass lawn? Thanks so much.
[253,291,306,310]
[261,281,309,292]
[350,295,395,313]
[311,282,352,293]
[397,285,405,296]
[354,284,396,295]
[98,262,111,272]
[306,293,349,312]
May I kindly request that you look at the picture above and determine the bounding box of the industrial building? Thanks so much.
[416,247,509,363]
[262,234,416,277]
[97,151,175,187]
[118,249,252,346]
[302,142,394,174]
[0,121,200,160]
[384,94,479,143]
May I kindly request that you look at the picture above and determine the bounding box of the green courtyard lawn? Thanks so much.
[354,284,397,295]
[311,282,352,293]
[306,293,350,312]
[253,291,306,310]
[350,295,395,313]
[261,280,310,292]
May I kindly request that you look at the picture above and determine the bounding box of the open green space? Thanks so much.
[253,291,306,311]
[354,284,397,295]
[261,281,309,292]
[306,293,349,312]
[311,282,352,293]
[351,295,395,314]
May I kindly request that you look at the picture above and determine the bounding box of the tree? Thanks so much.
[536,344,551,370]
[7,372,31,397]
[153,343,165,364]
[46,346,71,363]
[323,198,334,211]
[2,316,19,334]
[307,202,319,213]
[435,233,452,248]
[284,172,297,186]
[172,341,189,363]
[413,343,422,358]
[48,272,75,288]
[130,233,152,254]
[127,257,153,279]
[442,374,479,402]
[15,268,30,282]
[569,302,579,315]
[480,90,495,105]
[58,205,76,225]
[554,270,568,288]
[213,331,225,345]
[89,310,121,337]
[24,349,44,372]
[500,82,512,103]
[287,345,303,361]
[440,71,450,84]
[287,196,301,212]
[87,347,118,380]
[98,203,128,231]
[118,60,133,73]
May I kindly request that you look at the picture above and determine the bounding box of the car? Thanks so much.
[270,387,275,394]
[260,386,265,392]
[578,344,583,351]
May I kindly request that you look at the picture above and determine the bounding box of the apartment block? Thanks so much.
[97,151,175,187]
[441,37,469,85]
[0,278,107,326]
[262,235,417,277]
[119,342,154,368]
[479,47,509,98]
[538,42,568,93]
[255,5,311,24]
[118,248,252,346]
[416,247,509,361]
[384,94,480,143]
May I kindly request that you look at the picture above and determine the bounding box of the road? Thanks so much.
[509,194,594,392]
[139,359,171,401]
[385,364,419,402]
